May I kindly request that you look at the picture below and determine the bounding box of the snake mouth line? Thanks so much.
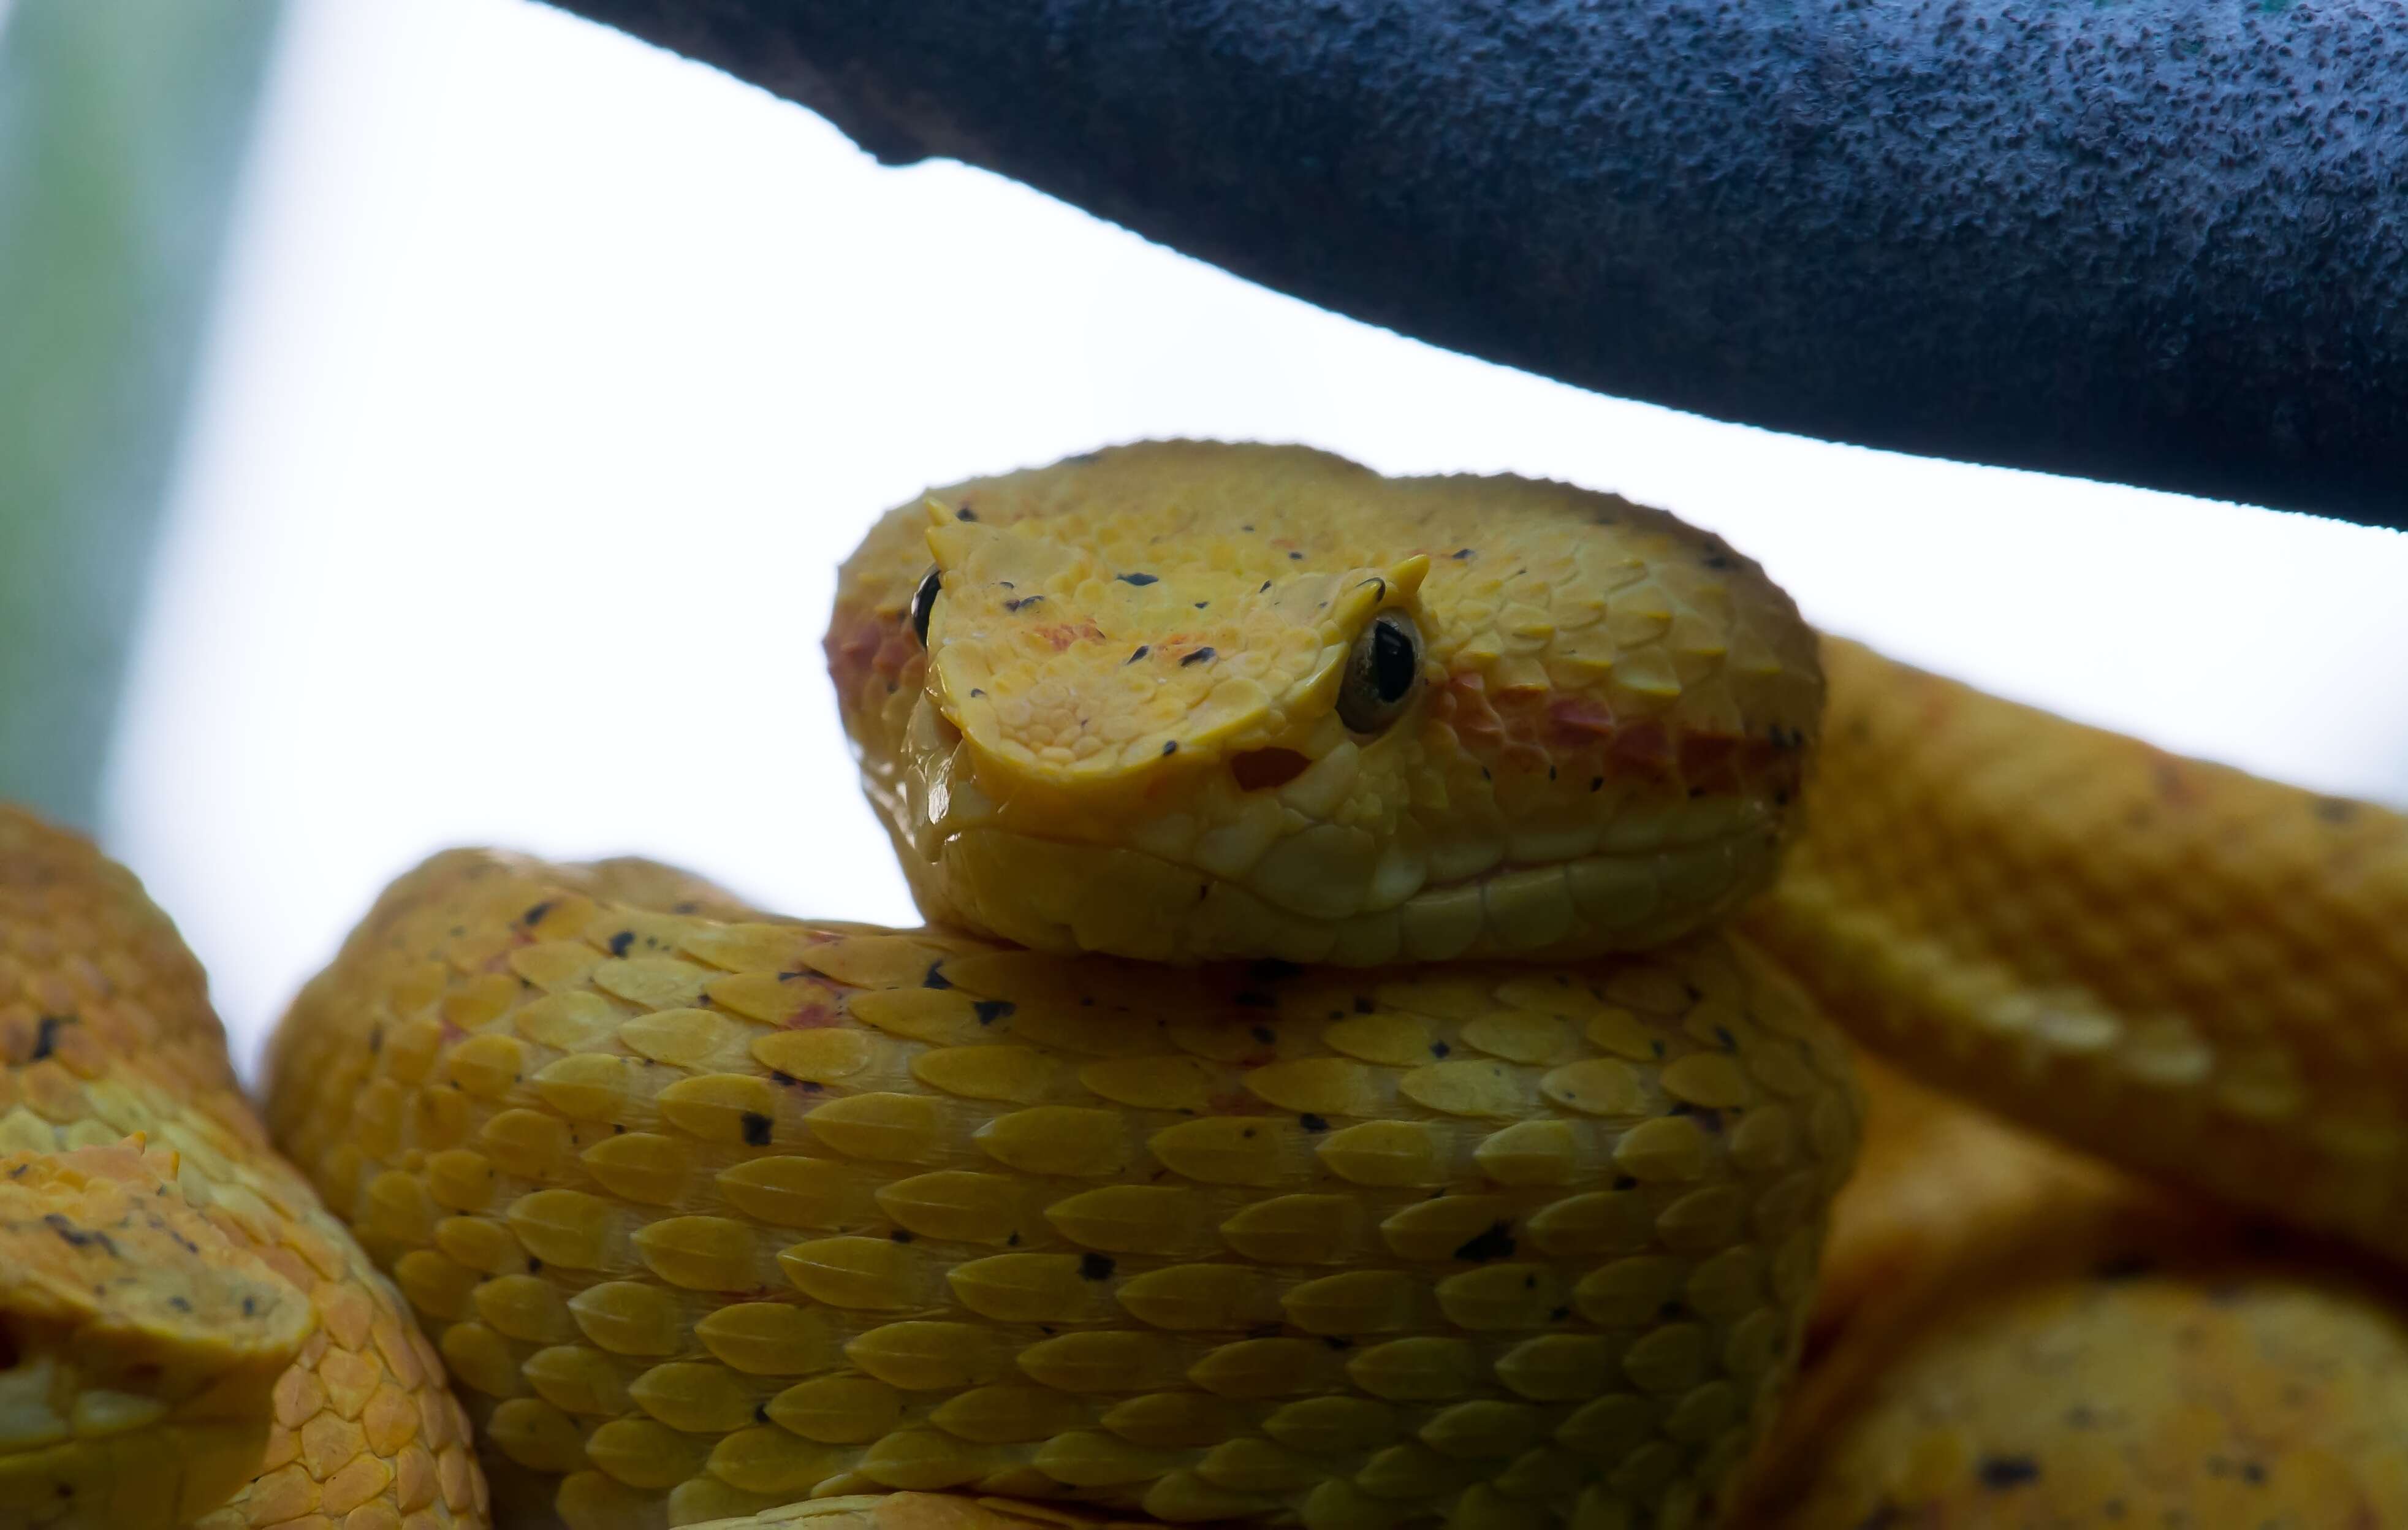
[922,821,1774,967]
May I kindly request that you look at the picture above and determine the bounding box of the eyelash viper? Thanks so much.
[5,440,2402,1530]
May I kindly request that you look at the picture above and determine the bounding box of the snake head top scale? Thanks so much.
[826,441,1824,965]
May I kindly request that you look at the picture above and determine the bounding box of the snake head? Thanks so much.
[827,441,1822,964]
[0,1138,313,1526]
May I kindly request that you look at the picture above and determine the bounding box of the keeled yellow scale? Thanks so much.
[1749,637,2408,1269]
[264,849,1859,1530]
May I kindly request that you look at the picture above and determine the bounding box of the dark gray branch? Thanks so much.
[550,1,2408,527]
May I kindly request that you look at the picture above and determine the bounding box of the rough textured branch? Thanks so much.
[549,0,2408,527]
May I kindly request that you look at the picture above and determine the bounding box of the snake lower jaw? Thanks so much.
[901,824,1785,967]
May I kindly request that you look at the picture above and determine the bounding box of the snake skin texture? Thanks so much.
[1741,1057,2408,1526]
[682,1492,1157,1530]
[263,850,1857,1530]
[0,807,485,1530]
[1748,635,2408,1266]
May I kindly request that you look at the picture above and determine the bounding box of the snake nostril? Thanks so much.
[1231,748,1310,792]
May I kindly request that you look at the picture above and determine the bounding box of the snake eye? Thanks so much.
[1337,610,1422,734]
[909,568,942,646]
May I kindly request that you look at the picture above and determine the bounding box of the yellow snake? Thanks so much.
[4,440,2404,1529]
[0,810,482,1529]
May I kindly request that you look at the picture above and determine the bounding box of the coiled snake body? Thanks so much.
[6,442,2406,1529]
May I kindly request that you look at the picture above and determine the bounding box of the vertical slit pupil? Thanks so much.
[1371,615,1417,702]
[910,569,941,644]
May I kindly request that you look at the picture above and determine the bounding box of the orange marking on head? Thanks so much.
[824,612,924,703]
[1548,695,1617,745]
[1035,620,1109,653]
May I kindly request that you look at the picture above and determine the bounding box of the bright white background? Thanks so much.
[107,0,2408,1073]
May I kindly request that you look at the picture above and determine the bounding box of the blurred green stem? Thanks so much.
[0,0,284,829]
